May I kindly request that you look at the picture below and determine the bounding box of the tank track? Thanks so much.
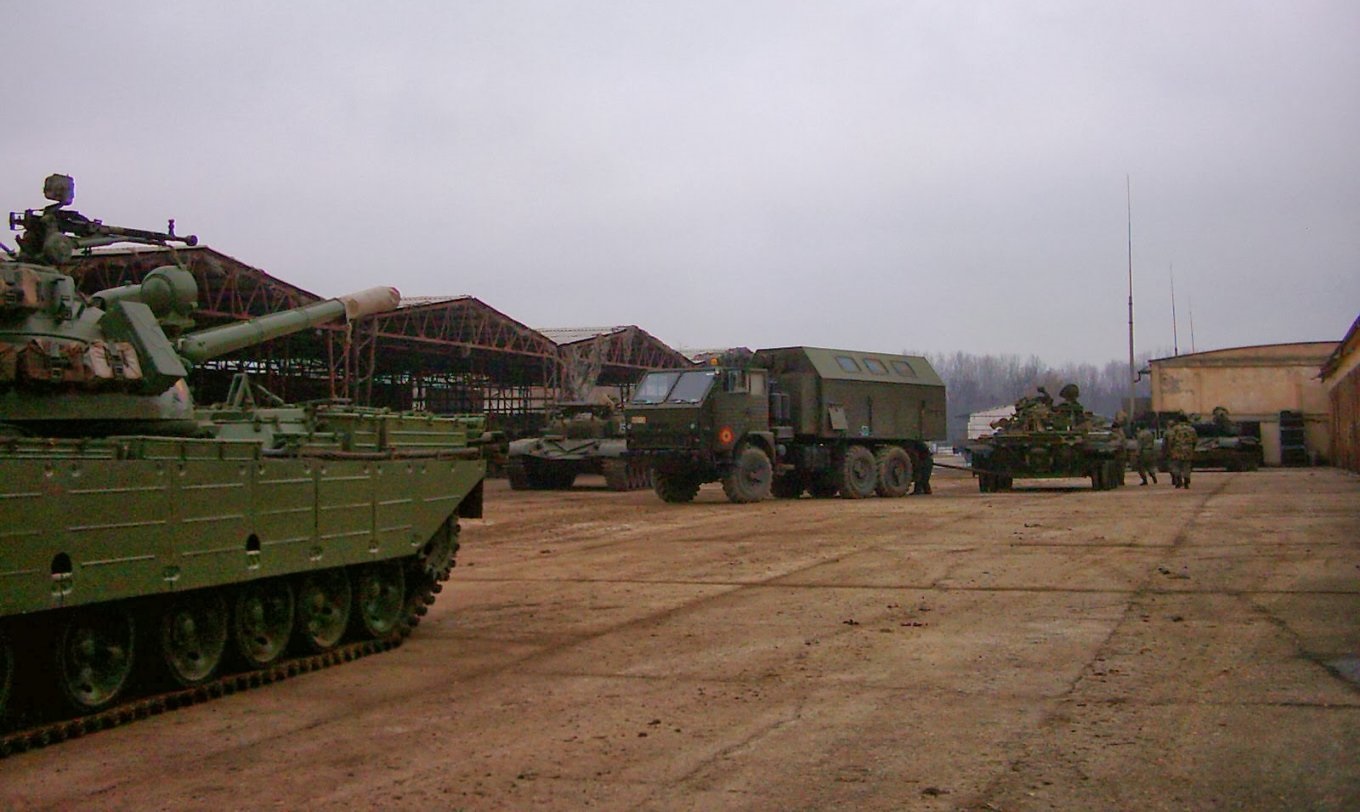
[0,636,394,758]
[0,543,456,760]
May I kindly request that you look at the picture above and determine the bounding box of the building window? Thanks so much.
[836,355,861,373]
[892,360,917,378]
[863,358,888,374]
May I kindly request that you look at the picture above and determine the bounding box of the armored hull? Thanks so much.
[507,402,650,491]
[967,427,1127,491]
[0,411,484,721]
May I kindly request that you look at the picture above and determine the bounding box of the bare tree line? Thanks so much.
[914,350,1162,445]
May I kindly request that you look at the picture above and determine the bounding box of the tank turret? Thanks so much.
[0,175,398,436]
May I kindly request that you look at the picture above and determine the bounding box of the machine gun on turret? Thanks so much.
[5,173,197,266]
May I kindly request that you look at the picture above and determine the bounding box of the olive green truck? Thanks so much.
[624,346,947,503]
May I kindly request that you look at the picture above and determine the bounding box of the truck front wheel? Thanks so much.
[653,470,702,503]
[838,445,877,499]
[722,447,773,503]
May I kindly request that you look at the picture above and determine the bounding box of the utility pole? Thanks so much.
[1170,263,1179,356]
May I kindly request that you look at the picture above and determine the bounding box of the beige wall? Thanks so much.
[1322,319,1360,473]
[1150,343,1337,465]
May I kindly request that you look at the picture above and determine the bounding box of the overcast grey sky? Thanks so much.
[5,1,1357,363]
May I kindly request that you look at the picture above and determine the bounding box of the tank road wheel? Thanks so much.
[653,470,701,503]
[602,458,632,491]
[722,446,773,503]
[874,446,914,497]
[294,569,354,653]
[352,561,408,640]
[232,578,296,668]
[0,627,13,718]
[771,473,804,499]
[838,445,877,499]
[158,590,230,688]
[55,608,136,714]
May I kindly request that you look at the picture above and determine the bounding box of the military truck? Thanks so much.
[966,384,1128,491]
[506,400,651,490]
[625,346,947,503]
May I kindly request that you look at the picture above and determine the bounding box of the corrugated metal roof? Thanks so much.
[398,295,475,309]
[537,326,630,345]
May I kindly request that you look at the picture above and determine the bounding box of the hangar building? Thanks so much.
[69,247,692,436]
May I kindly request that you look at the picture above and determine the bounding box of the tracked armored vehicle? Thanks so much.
[966,384,1127,491]
[1154,407,1263,472]
[506,401,650,491]
[0,176,484,726]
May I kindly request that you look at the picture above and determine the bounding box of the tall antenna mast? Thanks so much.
[1126,176,1136,421]
[1170,263,1179,356]
[1189,297,1197,353]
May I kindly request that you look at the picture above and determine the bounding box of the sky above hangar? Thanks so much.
[4,1,1357,364]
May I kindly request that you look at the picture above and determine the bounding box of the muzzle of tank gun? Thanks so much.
[337,286,401,320]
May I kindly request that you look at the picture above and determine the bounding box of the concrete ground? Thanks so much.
[2,466,1357,811]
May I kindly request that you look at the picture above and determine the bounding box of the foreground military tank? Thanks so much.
[0,176,484,730]
[966,384,1127,491]
[506,401,650,490]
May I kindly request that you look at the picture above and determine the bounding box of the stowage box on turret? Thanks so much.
[625,346,947,503]
[0,176,484,725]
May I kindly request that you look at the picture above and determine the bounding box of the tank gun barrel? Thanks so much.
[176,286,400,364]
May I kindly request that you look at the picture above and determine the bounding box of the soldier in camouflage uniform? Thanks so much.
[1135,425,1158,485]
[1165,416,1199,489]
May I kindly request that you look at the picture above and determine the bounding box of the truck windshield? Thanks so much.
[631,372,682,404]
[664,370,716,403]
[630,369,717,404]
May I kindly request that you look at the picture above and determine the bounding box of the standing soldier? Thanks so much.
[1135,425,1159,485]
[912,449,934,495]
[1165,416,1199,489]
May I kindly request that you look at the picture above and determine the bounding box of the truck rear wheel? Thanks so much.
[874,446,913,497]
[838,445,877,499]
[653,471,701,503]
[722,447,773,503]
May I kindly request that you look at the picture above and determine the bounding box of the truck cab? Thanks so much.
[625,366,779,502]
